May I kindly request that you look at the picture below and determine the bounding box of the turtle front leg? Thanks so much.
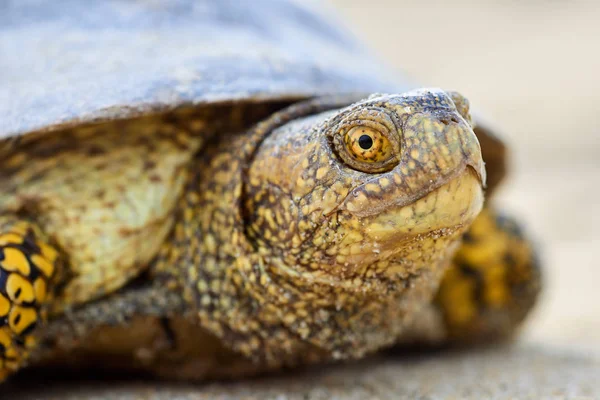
[435,207,542,342]
[0,215,61,381]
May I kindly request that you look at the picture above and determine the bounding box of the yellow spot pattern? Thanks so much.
[0,219,59,381]
[31,254,54,278]
[9,306,37,335]
[34,279,47,303]
[0,234,24,246]
[6,274,36,304]
[0,295,9,317]
[1,247,31,276]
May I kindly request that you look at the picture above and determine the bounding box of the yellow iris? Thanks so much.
[344,126,393,163]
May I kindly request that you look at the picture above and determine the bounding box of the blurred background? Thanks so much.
[329,0,600,352]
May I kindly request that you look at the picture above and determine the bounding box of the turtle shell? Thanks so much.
[0,0,505,188]
[0,0,403,138]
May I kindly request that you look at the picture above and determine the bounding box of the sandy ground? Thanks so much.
[6,345,599,399]
[5,1,600,398]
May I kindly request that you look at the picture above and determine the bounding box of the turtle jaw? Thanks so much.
[364,166,484,248]
[327,166,484,283]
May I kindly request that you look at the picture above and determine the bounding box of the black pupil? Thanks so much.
[358,134,373,150]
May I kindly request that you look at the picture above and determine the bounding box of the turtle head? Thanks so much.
[245,89,485,295]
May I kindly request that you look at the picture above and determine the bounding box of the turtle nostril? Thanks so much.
[439,116,460,126]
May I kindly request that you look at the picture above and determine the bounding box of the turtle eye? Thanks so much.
[344,126,393,164]
[331,109,402,173]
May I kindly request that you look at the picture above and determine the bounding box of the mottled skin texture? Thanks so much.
[0,90,540,382]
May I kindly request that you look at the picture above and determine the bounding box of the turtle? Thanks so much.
[0,0,540,382]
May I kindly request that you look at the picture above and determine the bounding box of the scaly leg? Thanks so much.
[32,284,259,381]
[0,215,61,380]
[435,207,541,342]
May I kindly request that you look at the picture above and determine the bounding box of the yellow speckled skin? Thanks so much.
[0,90,540,381]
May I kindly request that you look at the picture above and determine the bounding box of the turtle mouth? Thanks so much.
[348,158,485,213]
[363,166,484,243]
[315,166,484,271]
[467,162,487,187]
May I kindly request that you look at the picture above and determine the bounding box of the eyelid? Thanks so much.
[327,106,403,173]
